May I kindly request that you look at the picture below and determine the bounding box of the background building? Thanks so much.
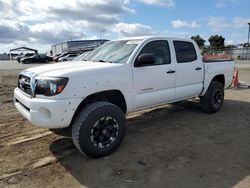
[0,53,10,60]
[51,39,108,56]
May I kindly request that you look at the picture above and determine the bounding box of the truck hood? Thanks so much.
[22,61,122,77]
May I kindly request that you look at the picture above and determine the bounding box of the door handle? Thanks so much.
[167,70,175,74]
[195,67,202,70]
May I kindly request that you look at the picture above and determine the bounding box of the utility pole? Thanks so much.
[247,23,250,60]
[248,23,250,46]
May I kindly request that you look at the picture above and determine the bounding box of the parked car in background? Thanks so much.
[52,54,61,62]
[58,54,78,62]
[20,54,53,64]
[53,53,69,62]
[13,54,23,60]
[15,53,35,63]
[73,51,92,61]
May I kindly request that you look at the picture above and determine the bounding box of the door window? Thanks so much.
[136,40,171,66]
[173,41,197,63]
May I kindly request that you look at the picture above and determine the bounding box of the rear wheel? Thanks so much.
[200,81,224,113]
[72,101,126,158]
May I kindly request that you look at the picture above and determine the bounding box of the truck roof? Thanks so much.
[113,36,194,42]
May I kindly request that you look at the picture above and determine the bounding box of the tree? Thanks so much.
[191,35,205,48]
[208,35,225,49]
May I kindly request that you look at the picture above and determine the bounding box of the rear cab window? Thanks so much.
[173,41,197,63]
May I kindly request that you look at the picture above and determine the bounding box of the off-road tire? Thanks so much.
[72,101,126,158]
[200,81,224,113]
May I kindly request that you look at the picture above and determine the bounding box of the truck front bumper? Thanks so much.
[14,88,82,128]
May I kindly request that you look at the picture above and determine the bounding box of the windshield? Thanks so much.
[74,51,91,61]
[84,40,141,64]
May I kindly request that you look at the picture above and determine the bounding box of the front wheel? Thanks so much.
[72,101,126,158]
[200,81,224,113]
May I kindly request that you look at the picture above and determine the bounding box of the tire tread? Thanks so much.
[72,101,125,158]
[200,81,224,113]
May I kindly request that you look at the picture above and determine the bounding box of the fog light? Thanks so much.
[37,107,51,121]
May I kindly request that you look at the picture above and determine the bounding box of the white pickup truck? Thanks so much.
[14,36,234,158]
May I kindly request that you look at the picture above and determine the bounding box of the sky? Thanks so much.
[0,0,249,53]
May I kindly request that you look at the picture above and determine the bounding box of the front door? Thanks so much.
[133,40,176,109]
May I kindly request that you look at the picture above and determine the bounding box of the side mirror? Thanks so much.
[136,53,156,67]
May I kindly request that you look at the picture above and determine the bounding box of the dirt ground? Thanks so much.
[0,63,250,188]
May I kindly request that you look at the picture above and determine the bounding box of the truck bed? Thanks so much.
[201,60,235,96]
[203,59,234,63]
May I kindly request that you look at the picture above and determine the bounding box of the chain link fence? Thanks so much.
[202,47,250,60]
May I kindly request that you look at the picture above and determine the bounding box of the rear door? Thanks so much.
[173,41,203,99]
[133,40,176,109]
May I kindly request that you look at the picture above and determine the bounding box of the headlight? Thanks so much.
[35,77,68,96]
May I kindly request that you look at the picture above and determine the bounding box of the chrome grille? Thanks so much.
[18,74,32,96]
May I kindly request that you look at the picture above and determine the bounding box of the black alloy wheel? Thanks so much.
[90,116,119,148]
